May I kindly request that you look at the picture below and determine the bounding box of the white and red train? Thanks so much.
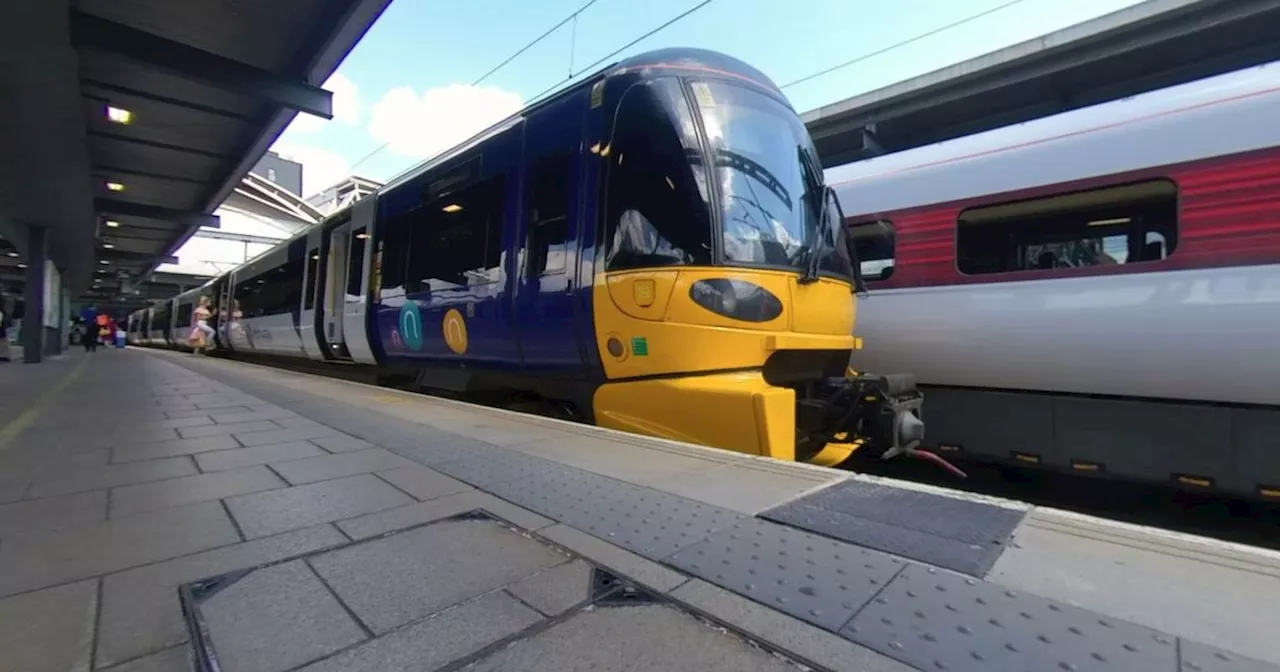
[827,59,1280,499]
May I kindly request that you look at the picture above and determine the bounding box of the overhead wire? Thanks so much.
[779,0,1032,90]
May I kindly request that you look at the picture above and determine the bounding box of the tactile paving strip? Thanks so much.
[761,480,1024,576]
[666,517,906,632]
[844,563,1178,672]
[1179,641,1280,672]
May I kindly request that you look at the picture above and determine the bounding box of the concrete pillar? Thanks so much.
[21,224,46,363]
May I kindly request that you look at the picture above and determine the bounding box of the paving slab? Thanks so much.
[193,440,327,472]
[465,602,799,672]
[223,474,413,539]
[176,420,281,439]
[334,490,489,540]
[103,645,194,672]
[0,489,106,537]
[506,559,595,616]
[0,579,97,672]
[234,425,344,447]
[374,464,473,501]
[109,466,286,517]
[198,560,367,672]
[294,592,543,672]
[309,517,566,634]
[26,456,199,499]
[0,501,239,597]
[97,524,348,668]
[268,448,419,485]
[311,434,374,453]
[111,435,241,464]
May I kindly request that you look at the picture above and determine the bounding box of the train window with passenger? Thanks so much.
[848,219,895,281]
[405,176,506,291]
[603,78,713,271]
[956,179,1179,276]
[527,152,572,276]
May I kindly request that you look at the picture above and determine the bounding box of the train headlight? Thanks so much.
[689,278,783,323]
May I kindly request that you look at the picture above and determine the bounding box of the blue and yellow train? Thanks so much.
[129,48,930,469]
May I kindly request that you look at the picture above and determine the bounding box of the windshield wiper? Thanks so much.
[798,148,828,284]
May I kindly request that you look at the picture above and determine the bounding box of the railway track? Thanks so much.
[199,350,1280,551]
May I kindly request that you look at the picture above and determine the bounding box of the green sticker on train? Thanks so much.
[630,337,648,356]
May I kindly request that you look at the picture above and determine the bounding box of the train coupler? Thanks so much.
[797,372,966,478]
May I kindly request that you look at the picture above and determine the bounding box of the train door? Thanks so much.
[299,228,326,359]
[219,272,237,351]
[514,94,588,374]
[342,197,376,364]
[210,276,228,349]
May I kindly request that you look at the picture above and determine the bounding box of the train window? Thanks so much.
[603,78,713,271]
[347,228,367,298]
[957,179,1179,276]
[303,248,319,310]
[527,152,572,277]
[175,303,193,329]
[849,219,896,281]
[405,175,506,290]
[377,217,410,293]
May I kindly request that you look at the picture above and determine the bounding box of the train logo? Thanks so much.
[442,308,468,355]
[398,301,424,351]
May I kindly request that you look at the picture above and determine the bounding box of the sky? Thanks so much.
[270,0,1148,197]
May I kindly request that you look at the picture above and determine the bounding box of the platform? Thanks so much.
[0,349,1277,671]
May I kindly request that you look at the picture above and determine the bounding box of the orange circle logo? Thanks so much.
[442,308,468,354]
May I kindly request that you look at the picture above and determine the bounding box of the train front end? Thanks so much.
[589,49,928,468]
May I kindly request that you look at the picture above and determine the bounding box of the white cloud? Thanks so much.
[368,83,523,160]
[270,143,350,197]
[291,72,362,132]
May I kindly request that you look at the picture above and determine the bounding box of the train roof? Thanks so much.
[380,47,782,194]
[826,59,1280,217]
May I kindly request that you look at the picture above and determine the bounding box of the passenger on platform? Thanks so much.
[191,295,215,353]
[96,313,111,348]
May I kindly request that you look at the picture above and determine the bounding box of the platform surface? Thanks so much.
[0,348,1276,672]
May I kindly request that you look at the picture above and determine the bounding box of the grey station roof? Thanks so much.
[0,0,390,296]
[803,0,1280,168]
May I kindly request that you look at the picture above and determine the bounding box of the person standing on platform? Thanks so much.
[80,304,99,353]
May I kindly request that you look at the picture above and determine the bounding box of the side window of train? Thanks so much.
[175,303,193,329]
[347,229,367,298]
[405,176,506,289]
[303,248,319,310]
[603,78,713,271]
[957,179,1179,276]
[848,219,896,281]
[527,152,572,277]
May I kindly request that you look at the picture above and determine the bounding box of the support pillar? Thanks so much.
[21,224,46,363]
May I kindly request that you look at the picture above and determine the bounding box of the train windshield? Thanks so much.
[693,80,854,280]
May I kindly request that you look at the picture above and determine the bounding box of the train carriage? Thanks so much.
[132,47,929,473]
[829,59,1280,499]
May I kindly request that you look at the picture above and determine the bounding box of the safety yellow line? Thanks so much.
[0,355,90,452]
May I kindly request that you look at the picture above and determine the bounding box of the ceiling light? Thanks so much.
[105,220,120,228]
[17,263,27,269]
[106,181,125,192]
[103,243,115,249]
[442,204,462,213]
[106,106,133,125]
[354,232,368,240]
[99,260,110,265]
[5,252,18,258]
